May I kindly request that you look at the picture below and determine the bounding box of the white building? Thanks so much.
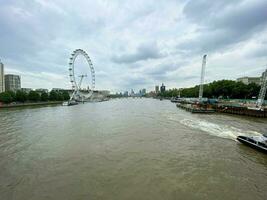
[21,88,32,93]
[236,76,261,85]
[35,88,49,94]
[5,74,21,91]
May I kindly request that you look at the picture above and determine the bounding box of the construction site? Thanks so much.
[175,55,267,117]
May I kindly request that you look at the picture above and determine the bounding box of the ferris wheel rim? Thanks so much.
[68,49,95,91]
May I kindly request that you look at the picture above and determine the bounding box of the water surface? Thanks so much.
[0,99,266,200]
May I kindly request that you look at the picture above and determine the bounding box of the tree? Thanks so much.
[0,92,13,104]
[28,91,40,102]
[16,90,28,102]
[62,91,70,101]
[5,91,16,102]
[247,83,260,98]
[163,79,262,99]
[40,92,49,101]
[49,90,58,101]
[56,92,64,101]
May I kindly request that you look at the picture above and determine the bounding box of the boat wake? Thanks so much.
[180,118,262,141]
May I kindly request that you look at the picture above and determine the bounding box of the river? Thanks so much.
[0,98,266,200]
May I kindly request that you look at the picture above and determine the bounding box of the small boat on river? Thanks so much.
[237,134,267,153]
[62,100,78,106]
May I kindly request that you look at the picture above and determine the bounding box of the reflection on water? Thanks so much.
[0,99,266,200]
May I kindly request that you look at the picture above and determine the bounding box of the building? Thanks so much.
[155,85,159,94]
[51,88,65,92]
[130,89,134,96]
[21,88,32,93]
[0,60,4,93]
[35,88,49,94]
[5,74,21,91]
[160,83,166,93]
[123,91,129,97]
[237,69,267,85]
[141,88,146,96]
[236,76,261,85]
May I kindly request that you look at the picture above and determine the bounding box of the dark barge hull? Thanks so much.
[237,136,267,153]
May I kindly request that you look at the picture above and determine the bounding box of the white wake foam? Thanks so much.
[180,118,261,141]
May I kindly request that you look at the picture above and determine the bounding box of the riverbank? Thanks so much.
[173,98,267,118]
[0,101,63,108]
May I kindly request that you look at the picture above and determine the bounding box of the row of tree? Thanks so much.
[159,80,264,99]
[0,90,70,104]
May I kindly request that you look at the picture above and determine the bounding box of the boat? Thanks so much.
[237,134,267,153]
[62,100,78,106]
[170,97,184,103]
[62,101,69,106]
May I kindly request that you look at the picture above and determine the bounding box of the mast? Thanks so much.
[199,55,207,101]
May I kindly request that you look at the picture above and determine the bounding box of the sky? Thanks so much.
[0,0,267,93]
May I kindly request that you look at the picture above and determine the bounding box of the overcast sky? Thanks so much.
[0,0,267,92]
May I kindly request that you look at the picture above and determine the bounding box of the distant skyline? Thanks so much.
[0,0,267,93]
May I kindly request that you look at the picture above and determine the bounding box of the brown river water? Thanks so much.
[0,98,266,200]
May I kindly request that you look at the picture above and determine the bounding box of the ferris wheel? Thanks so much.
[69,49,95,90]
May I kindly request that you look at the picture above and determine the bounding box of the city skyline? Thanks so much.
[0,0,267,92]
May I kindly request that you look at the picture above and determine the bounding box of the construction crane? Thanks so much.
[199,55,207,101]
[256,68,267,110]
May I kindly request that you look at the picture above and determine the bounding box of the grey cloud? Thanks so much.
[112,42,164,64]
[183,0,242,23]
[145,60,186,76]
[118,74,152,90]
[1,0,266,91]
[179,0,267,54]
[246,44,267,58]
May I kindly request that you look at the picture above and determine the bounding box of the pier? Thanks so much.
[175,101,267,117]
[176,103,215,113]
[215,104,267,118]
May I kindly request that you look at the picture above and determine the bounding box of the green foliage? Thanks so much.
[161,80,263,99]
[57,92,64,101]
[0,89,70,104]
[28,91,40,102]
[15,90,28,102]
[40,92,49,101]
[62,91,70,101]
[0,92,13,104]
[49,90,57,101]
[49,90,65,101]
[6,91,16,101]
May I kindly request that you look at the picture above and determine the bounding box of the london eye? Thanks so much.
[68,49,95,101]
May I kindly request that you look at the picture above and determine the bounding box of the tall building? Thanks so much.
[5,74,21,91]
[0,60,4,93]
[160,83,166,93]
[130,89,134,96]
[155,85,159,94]
[141,88,146,96]
[124,91,128,97]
